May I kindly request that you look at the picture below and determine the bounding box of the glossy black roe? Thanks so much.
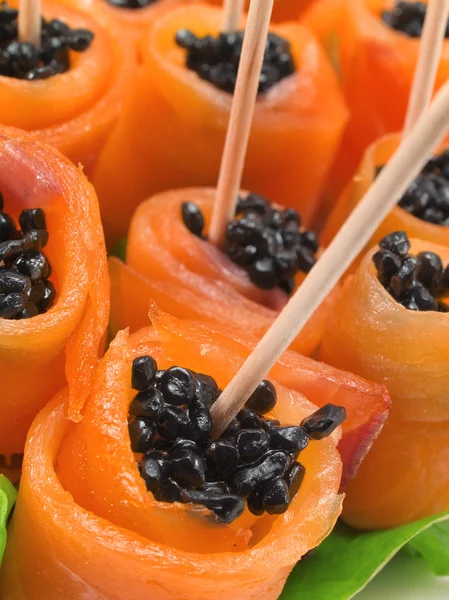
[284,462,306,498]
[129,355,346,523]
[160,366,196,405]
[245,379,277,414]
[262,478,290,515]
[131,355,157,391]
[268,425,309,453]
[129,417,156,453]
[0,196,54,319]
[382,2,449,38]
[0,3,94,80]
[230,450,290,498]
[129,388,164,419]
[236,429,270,462]
[389,150,449,225]
[373,231,449,312]
[105,0,157,8]
[182,490,245,523]
[181,193,320,294]
[181,202,204,238]
[175,29,295,94]
[206,440,240,476]
[301,404,346,440]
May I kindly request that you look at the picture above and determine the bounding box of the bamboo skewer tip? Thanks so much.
[221,0,245,33]
[18,0,42,49]
[209,0,275,248]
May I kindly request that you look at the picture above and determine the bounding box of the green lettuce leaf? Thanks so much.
[325,33,341,80]
[0,475,17,565]
[280,512,449,600]
[408,520,449,576]
[110,238,127,262]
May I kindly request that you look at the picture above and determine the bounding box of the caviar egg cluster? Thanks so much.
[182,194,319,294]
[373,231,449,312]
[105,0,157,8]
[129,355,346,524]
[175,29,295,94]
[394,150,449,225]
[0,2,94,80]
[382,1,449,38]
[0,194,55,319]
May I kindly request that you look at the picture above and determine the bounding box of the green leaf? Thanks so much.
[0,475,17,565]
[325,33,341,80]
[408,520,449,576]
[281,512,449,600]
[109,238,127,261]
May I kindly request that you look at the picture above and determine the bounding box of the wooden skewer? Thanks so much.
[221,0,245,32]
[18,0,41,49]
[211,79,449,437]
[208,0,274,248]
[403,0,449,136]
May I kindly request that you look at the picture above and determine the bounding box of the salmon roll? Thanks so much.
[206,0,320,22]
[91,2,348,245]
[0,125,108,455]
[322,133,449,255]
[139,307,391,488]
[319,0,449,198]
[61,0,188,55]
[109,187,334,357]
[321,232,449,528]
[0,0,132,176]
[1,315,344,599]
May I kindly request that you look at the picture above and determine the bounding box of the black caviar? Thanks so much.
[181,194,319,294]
[0,2,94,80]
[129,355,346,524]
[105,0,157,7]
[0,193,55,319]
[373,231,449,312]
[377,150,449,225]
[382,1,449,38]
[175,29,295,94]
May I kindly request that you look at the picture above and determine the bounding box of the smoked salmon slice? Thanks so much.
[322,133,449,252]
[109,188,334,357]
[61,0,187,55]
[0,125,109,454]
[91,2,348,244]
[207,0,320,22]
[318,0,449,199]
[321,238,449,528]
[0,0,133,177]
[0,316,343,599]
[142,307,391,488]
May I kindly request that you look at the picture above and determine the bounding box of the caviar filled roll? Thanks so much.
[91,2,348,244]
[322,133,449,253]
[0,0,132,175]
[109,187,334,356]
[1,316,345,599]
[63,0,186,53]
[207,0,318,22]
[139,307,390,488]
[321,232,449,528]
[320,0,449,196]
[0,125,108,454]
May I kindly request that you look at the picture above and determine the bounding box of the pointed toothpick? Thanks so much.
[208,0,274,248]
[222,0,245,32]
[403,0,449,136]
[18,0,41,48]
[210,79,449,437]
